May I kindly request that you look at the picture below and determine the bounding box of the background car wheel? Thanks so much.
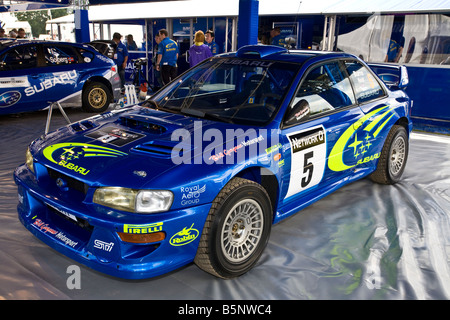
[82,82,112,113]
[194,177,273,279]
[370,125,409,184]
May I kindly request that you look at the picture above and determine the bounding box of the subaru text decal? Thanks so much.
[24,71,77,96]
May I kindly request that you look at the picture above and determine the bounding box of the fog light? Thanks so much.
[26,148,35,174]
[118,231,165,244]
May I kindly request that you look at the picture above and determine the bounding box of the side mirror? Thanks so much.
[284,99,310,126]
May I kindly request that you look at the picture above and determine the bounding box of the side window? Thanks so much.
[0,45,38,71]
[291,61,356,118]
[78,48,94,63]
[44,45,79,66]
[345,60,385,104]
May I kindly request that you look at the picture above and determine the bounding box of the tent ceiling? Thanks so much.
[0,0,178,13]
[87,0,450,23]
[0,1,68,12]
[2,0,449,17]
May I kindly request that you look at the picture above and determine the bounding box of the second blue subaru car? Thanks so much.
[0,39,121,115]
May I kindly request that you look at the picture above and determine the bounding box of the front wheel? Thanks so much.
[370,125,409,184]
[195,177,273,279]
[82,82,112,113]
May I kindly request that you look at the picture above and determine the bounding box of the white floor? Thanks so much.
[1,108,449,300]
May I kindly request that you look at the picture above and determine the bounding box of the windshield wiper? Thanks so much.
[144,99,159,109]
[177,107,234,124]
[203,112,234,124]
[143,100,179,115]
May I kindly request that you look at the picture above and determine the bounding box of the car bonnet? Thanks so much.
[30,106,256,190]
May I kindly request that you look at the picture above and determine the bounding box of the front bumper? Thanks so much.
[14,164,211,279]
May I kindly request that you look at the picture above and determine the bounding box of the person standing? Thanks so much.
[17,28,26,38]
[188,30,212,67]
[270,28,285,47]
[9,29,17,38]
[112,32,128,88]
[156,29,179,85]
[205,30,220,55]
[126,34,138,51]
[385,30,405,63]
[152,33,163,88]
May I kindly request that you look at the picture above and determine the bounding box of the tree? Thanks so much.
[14,9,70,38]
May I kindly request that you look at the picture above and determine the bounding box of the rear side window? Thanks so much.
[0,45,38,71]
[292,60,356,117]
[345,60,385,104]
[44,45,80,66]
[78,48,95,63]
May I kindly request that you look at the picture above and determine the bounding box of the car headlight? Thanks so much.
[26,147,35,174]
[93,187,173,213]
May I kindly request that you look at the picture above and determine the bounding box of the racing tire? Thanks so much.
[370,125,408,184]
[82,82,112,113]
[194,177,273,279]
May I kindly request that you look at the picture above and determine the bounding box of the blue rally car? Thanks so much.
[0,39,121,115]
[14,45,412,279]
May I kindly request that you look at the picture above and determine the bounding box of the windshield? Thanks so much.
[146,57,300,125]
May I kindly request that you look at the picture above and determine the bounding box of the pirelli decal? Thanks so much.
[123,222,163,234]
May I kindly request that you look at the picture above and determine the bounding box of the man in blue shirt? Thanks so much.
[205,30,220,56]
[126,34,138,51]
[385,32,405,63]
[270,28,286,48]
[156,29,179,85]
[112,32,128,87]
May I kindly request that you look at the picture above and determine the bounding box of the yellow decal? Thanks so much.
[328,106,394,172]
[170,224,199,246]
[43,143,127,175]
[123,222,163,234]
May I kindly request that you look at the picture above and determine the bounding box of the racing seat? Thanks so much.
[228,74,274,122]
[231,74,271,106]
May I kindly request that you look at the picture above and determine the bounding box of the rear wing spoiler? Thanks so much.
[368,63,409,91]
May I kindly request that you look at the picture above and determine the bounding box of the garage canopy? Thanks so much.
[0,0,176,13]
[3,0,449,18]
[86,0,450,22]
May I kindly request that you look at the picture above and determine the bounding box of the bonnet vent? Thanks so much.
[71,120,96,132]
[118,116,167,134]
[132,141,185,159]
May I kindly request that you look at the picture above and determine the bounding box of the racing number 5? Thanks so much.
[301,151,314,188]
[285,126,327,199]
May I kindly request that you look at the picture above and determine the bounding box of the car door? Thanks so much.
[340,59,392,169]
[0,43,48,114]
[40,44,85,105]
[279,59,364,207]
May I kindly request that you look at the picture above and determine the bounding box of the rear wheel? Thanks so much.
[82,82,112,113]
[195,177,272,279]
[370,125,408,184]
